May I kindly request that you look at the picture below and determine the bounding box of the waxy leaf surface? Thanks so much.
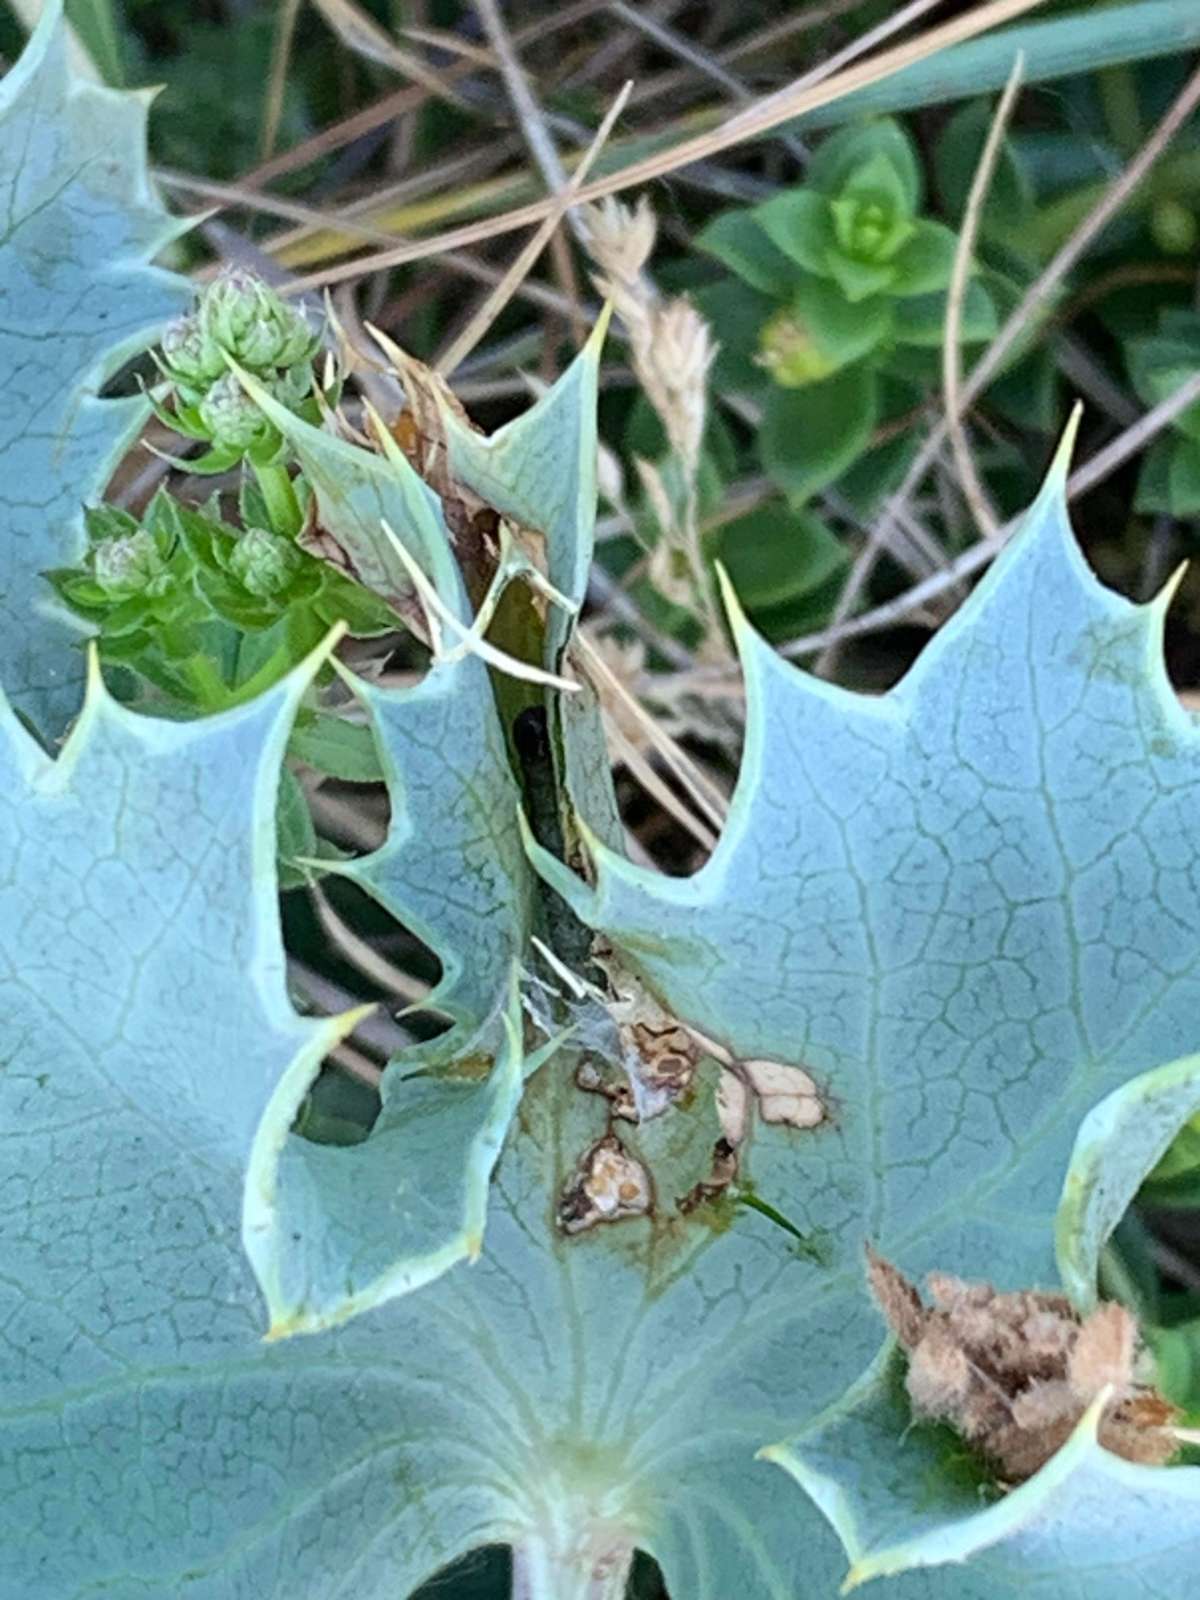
[3,18,1200,1596]
[529,460,1200,1592]
[236,386,534,1335]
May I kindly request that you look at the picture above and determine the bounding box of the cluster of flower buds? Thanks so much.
[154,270,321,462]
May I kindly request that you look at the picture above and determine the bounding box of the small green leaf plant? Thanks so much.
[696,119,998,503]
[4,13,1200,1600]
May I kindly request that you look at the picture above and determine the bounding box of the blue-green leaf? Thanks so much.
[222,400,534,1334]
[765,1344,1200,1595]
[1057,1050,1200,1310]
[0,2,188,733]
[235,369,467,614]
[525,446,1200,1592]
[7,17,1200,1589]
[439,317,625,850]
[442,314,608,663]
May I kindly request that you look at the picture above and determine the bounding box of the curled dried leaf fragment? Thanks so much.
[867,1250,1179,1485]
[742,1059,824,1128]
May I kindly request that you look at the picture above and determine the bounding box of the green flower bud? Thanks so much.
[199,270,319,374]
[93,530,168,597]
[229,527,303,597]
[756,308,837,388]
[197,372,275,452]
[160,313,227,391]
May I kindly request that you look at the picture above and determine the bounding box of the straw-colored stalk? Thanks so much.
[583,197,723,647]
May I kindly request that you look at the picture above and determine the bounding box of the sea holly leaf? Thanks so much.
[0,643,541,1598]
[248,978,527,1337]
[440,312,609,661]
[9,16,1200,1590]
[337,659,531,1044]
[530,440,1200,1305]
[258,392,534,1036]
[230,400,536,1333]
[763,1344,1200,1596]
[0,0,188,733]
[0,647,335,1374]
[8,478,1200,1599]
[523,443,1200,1591]
[1056,1049,1200,1311]
[0,1020,851,1600]
[438,316,625,850]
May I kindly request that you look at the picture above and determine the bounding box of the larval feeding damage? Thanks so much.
[556,939,827,1235]
[590,941,702,1118]
[559,1136,652,1234]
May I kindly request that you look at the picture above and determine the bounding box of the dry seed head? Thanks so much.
[582,196,715,485]
[646,298,716,478]
[582,196,658,289]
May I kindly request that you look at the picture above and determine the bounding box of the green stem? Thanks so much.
[182,654,233,714]
[251,459,302,538]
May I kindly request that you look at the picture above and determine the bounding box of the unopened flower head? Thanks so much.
[197,371,276,452]
[200,270,318,371]
[159,314,226,397]
[230,527,303,598]
[93,530,168,598]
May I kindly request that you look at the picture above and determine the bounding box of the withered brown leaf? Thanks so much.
[866,1250,1179,1485]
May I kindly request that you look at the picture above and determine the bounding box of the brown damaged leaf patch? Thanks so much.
[558,1135,652,1235]
[867,1250,1179,1484]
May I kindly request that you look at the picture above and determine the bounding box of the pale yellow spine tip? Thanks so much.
[1152,559,1188,619]
[1048,401,1084,485]
[713,560,750,641]
[590,301,615,349]
[83,640,106,704]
